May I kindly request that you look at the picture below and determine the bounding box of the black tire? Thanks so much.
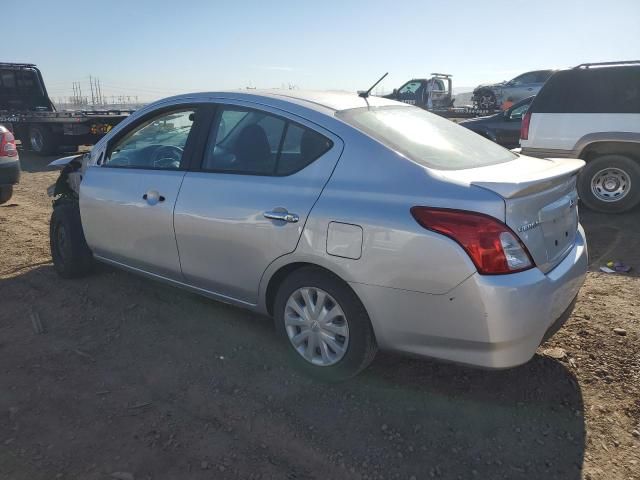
[0,185,13,205]
[577,154,640,213]
[274,267,377,381]
[29,125,58,156]
[475,90,497,110]
[50,202,94,278]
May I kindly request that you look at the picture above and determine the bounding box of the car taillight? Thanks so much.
[520,111,531,140]
[0,131,18,157]
[410,207,534,275]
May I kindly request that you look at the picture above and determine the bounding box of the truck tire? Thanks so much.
[29,125,57,155]
[0,185,13,204]
[50,202,94,278]
[578,154,640,213]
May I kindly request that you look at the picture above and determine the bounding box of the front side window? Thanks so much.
[337,105,516,170]
[509,101,531,120]
[535,70,554,83]
[510,72,537,85]
[105,109,196,169]
[203,106,332,176]
[399,81,422,94]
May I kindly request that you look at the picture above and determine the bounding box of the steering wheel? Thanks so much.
[152,145,183,169]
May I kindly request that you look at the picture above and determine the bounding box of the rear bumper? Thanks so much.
[350,224,588,369]
[521,147,577,159]
[0,157,20,185]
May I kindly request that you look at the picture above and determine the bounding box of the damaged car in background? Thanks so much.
[472,69,555,110]
[48,90,588,381]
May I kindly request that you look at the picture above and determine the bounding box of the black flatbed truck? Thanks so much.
[0,63,131,155]
[383,73,500,119]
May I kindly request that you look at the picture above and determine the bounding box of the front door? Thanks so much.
[494,99,532,148]
[395,80,426,107]
[80,106,202,279]
[174,103,343,304]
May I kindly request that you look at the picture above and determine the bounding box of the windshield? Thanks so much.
[337,106,517,170]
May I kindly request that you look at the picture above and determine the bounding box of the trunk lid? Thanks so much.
[435,155,585,273]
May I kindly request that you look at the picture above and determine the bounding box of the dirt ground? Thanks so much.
[1,152,639,480]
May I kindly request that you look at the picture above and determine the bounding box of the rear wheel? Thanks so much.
[578,155,640,213]
[274,267,377,381]
[29,125,58,155]
[0,185,13,204]
[50,202,94,278]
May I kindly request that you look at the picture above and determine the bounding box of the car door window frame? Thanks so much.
[196,103,334,177]
[101,104,212,171]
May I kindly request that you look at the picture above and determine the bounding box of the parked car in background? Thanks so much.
[472,70,555,110]
[48,90,587,381]
[521,61,640,213]
[0,124,19,204]
[459,96,534,149]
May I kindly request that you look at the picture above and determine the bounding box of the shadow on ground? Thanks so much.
[0,264,586,479]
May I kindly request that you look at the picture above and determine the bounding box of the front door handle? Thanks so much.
[264,210,299,223]
[143,190,165,205]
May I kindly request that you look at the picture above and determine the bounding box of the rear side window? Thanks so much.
[203,106,333,176]
[337,106,517,170]
[532,67,640,114]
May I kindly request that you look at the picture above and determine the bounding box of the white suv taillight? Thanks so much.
[410,207,534,275]
[0,131,18,157]
[520,111,531,140]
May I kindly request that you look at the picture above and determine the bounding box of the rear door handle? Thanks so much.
[264,210,299,223]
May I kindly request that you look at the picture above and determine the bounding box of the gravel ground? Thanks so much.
[0,152,638,480]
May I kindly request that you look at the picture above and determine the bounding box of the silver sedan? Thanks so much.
[48,90,588,380]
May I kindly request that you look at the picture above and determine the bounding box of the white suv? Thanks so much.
[520,61,640,213]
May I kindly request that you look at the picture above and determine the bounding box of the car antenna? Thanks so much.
[358,72,388,98]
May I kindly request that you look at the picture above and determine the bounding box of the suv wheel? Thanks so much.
[578,154,640,213]
[50,202,94,278]
[274,267,377,381]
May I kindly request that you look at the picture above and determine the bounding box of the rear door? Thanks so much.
[505,72,539,103]
[174,102,343,304]
[80,105,206,279]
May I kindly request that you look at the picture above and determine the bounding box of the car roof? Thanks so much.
[157,90,404,114]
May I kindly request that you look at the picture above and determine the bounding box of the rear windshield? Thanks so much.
[336,106,517,170]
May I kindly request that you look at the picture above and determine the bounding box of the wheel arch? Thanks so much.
[575,133,640,163]
[261,259,357,317]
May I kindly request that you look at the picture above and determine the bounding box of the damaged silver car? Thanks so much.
[48,90,588,381]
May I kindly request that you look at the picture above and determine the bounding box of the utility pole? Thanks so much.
[89,76,95,105]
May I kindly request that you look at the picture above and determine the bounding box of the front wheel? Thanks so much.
[0,185,13,205]
[476,90,497,110]
[578,155,640,213]
[274,267,377,381]
[50,202,94,278]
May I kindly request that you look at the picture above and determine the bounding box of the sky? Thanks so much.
[5,0,640,102]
